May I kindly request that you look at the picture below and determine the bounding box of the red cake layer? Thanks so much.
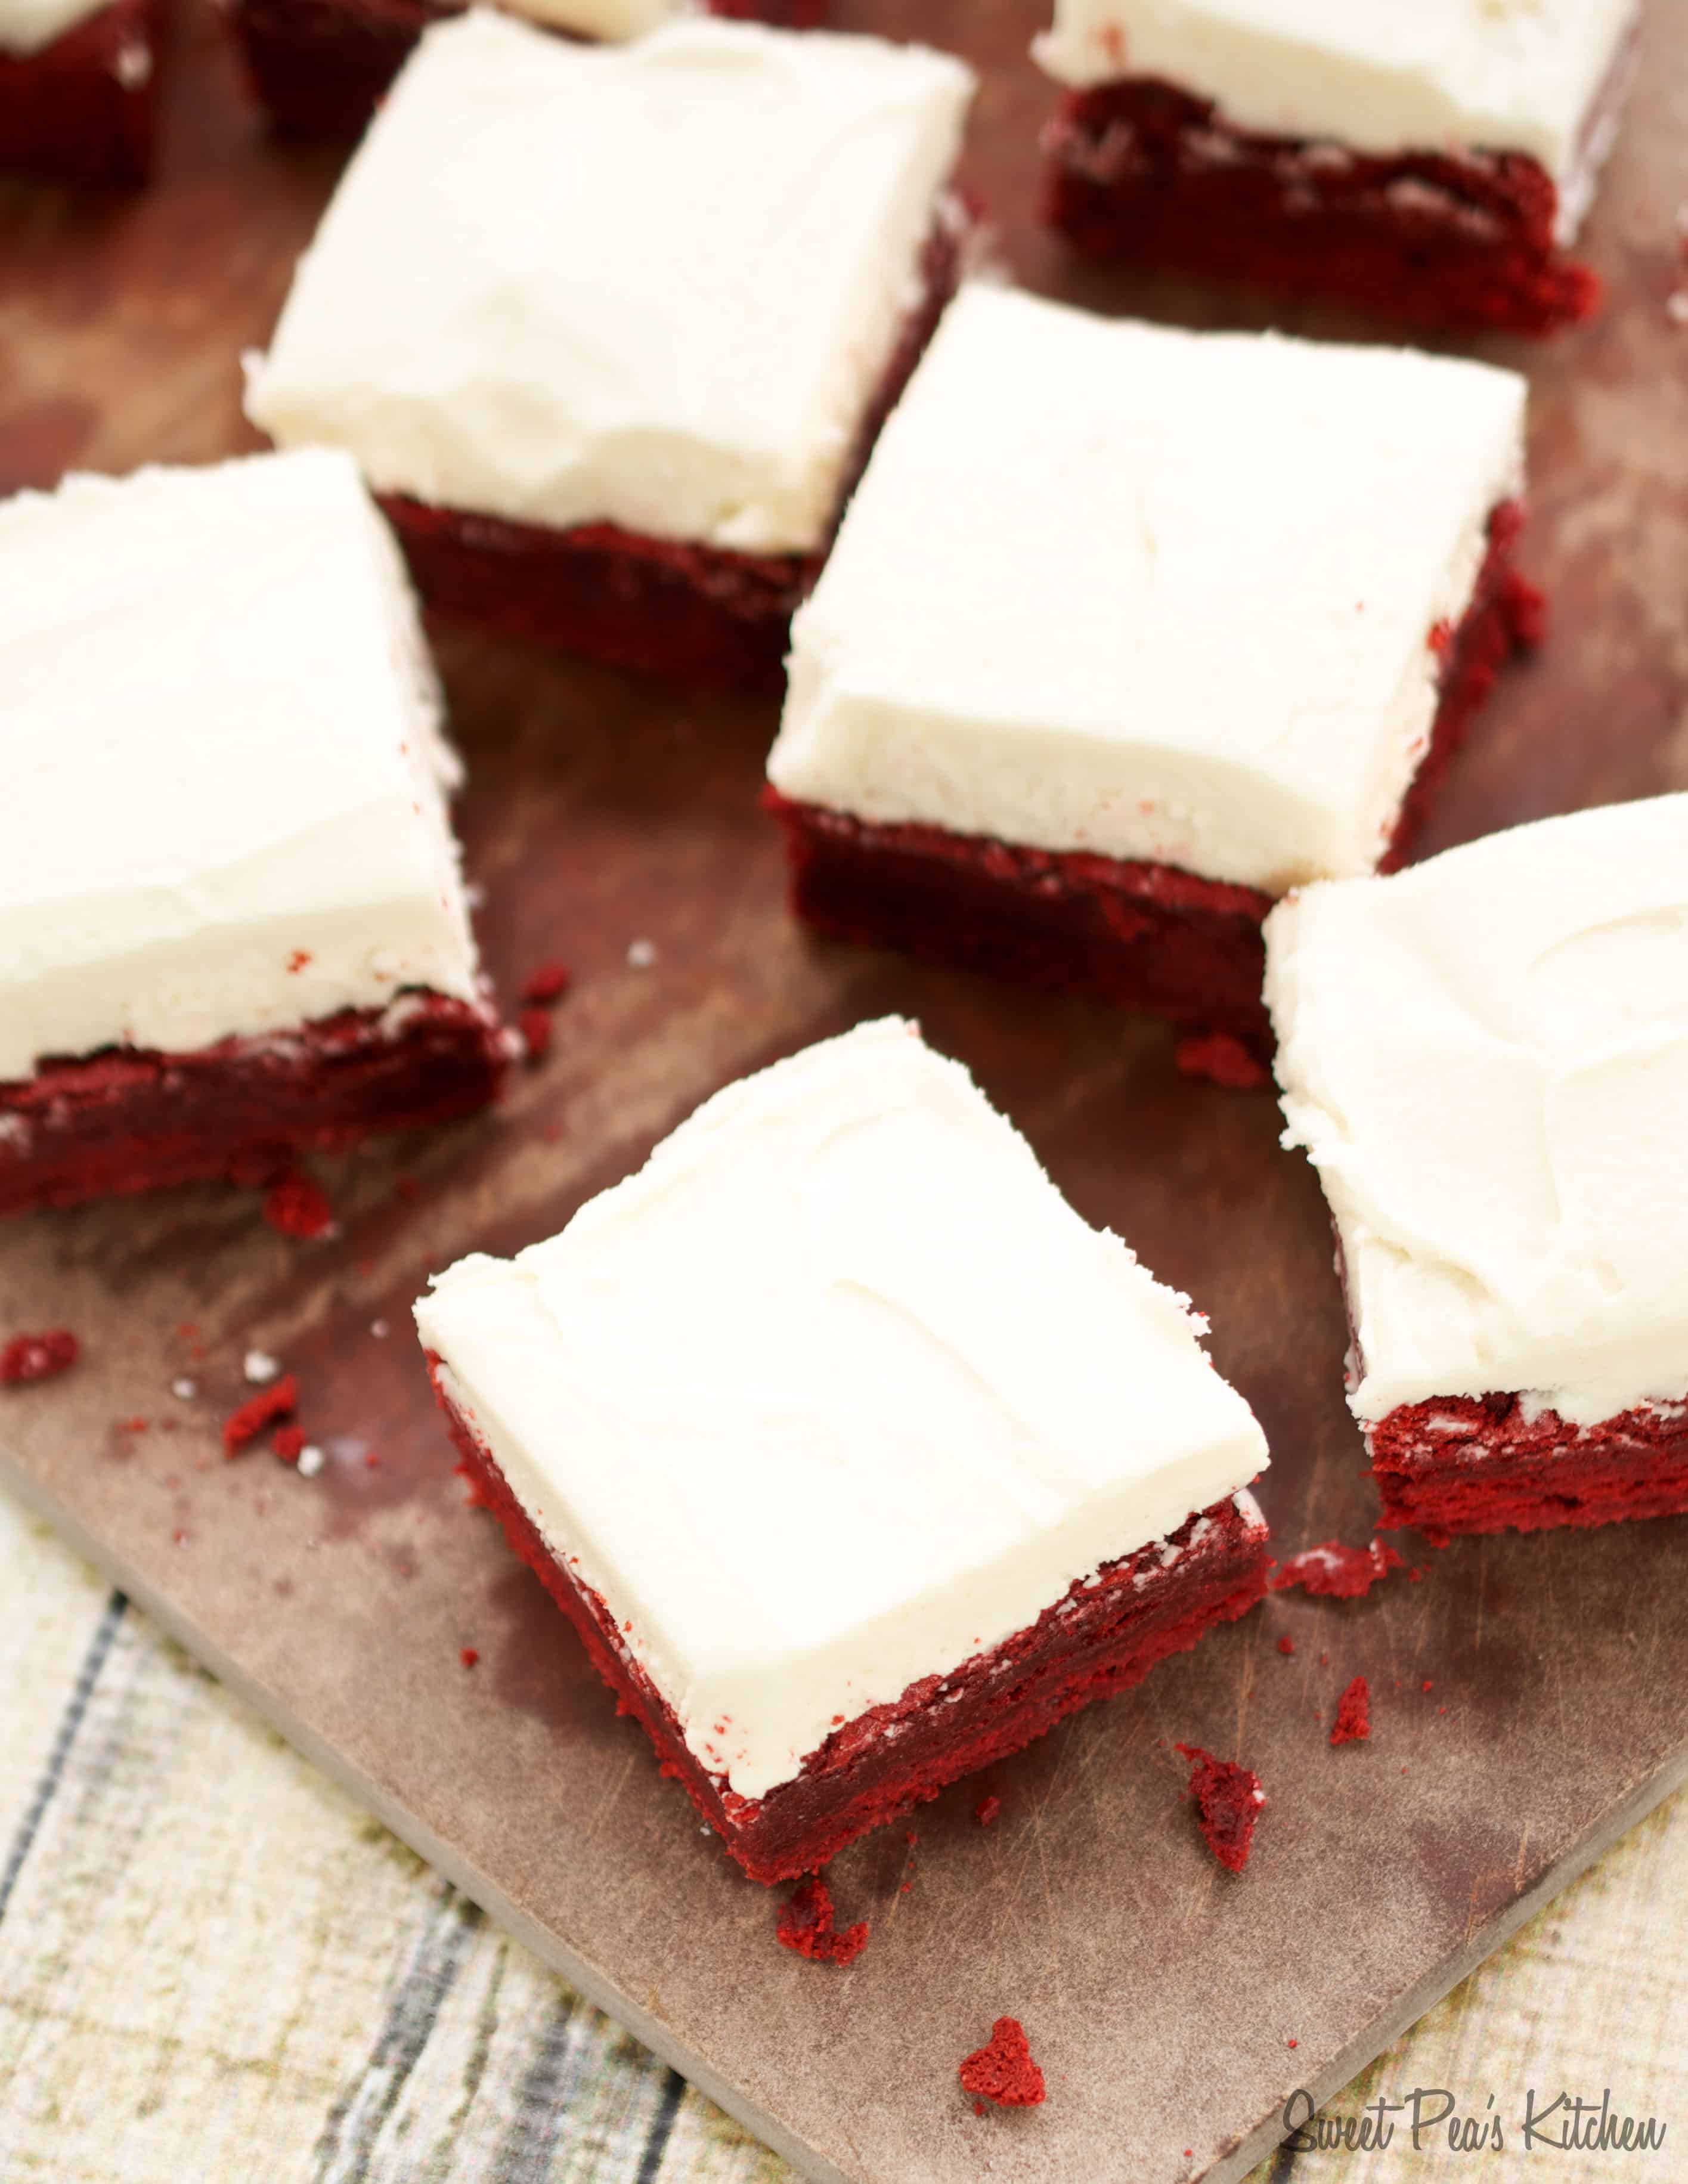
[0,996,509,1218]
[427,1358,1271,1883]
[0,0,157,187]
[766,504,1536,1069]
[766,790,1281,1061]
[1368,1391,1688,1543]
[1041,76,1602,336]
[233,0,826,141]
[379,213,963,689]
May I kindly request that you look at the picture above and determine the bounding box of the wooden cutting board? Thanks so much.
[3,3,1687,2177]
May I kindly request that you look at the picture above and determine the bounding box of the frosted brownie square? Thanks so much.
[243,12,975,686]
[764,283,1535,1083]
[231,0,827,144]
[1266,794,1688,1539]
[416,1017,1271,1882]
[1035,0,1637,335]
[0,0,157,184]
[0,450,509,1217]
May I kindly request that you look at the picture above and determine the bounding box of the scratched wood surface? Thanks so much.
[2,3,1687,2179]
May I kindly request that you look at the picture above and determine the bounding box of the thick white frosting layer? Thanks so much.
[1033,0,1635,234]
[0,450,482,1083]
[1265,795,1688,1428]
[769,284,1525,896]
[244,12,974,557]
[0,0,111,57]
[415,1017,1268,1802]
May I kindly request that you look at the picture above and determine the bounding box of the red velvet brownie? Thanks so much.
[414,1018,1272,1883]
[0,0,157,185]
[243,13,975,688]
[766,284,1536,1078]
[1035,1,1637,336]
[1266,794,1688,1541]
[232,0,827,142]
[0,450,510,1219]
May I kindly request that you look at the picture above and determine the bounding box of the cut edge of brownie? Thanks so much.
[764,500,1537,1069]
[1366,1390,1688,1542]
[1038,72,1612,336]
[426,1353,1271,1883]
[0,994,511,1218]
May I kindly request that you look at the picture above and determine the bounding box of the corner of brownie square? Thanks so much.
[1265,792,1688,1538]
[765,283,1535,1066]
[0,448,510,1217]
[1033,0,1637,336]
[0,0,159,186]
[414,1015,1271,1882]
[241,13,975,684]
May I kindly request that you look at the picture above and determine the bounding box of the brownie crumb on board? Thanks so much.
[222,1374,299,1455]
[1331,1675,1372,1746]
[518,1007,553,1064]
[1,1329,80,1385]
[959,2016,1046,2108]
[262,1170,334,1238]
[776,1876,869,1968]
[520,960,572,1005]
[1175,1744,1265,1873]
[1271,1538,1402,1600]
[1174,1032,1268,1090]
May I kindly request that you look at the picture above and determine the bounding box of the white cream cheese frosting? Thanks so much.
[1033,0,1636,240]
[1265,794,1688,1429]
[415,1017,1269,1802]
[0,0,111,57]
[498,0,675,38]
[244,12,975,557]
[769,284,1525,897]
[0,450,482,1083]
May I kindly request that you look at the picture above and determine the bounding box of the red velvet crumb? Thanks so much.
[975,1794,1001,1827]
[1427,618,1454,657]
[222,1374,299,1455]
[518,1007,553,1064]
[460,1646,479,1668]
[273,1424,305,1463]
[2,1329,80,1385]
[263,1171,334,1238]
[775,1876,869,1968]
[1175,1743,1265,1874]
[959,2018,1046,2109]
[286,949,312,972]
[520,961,572,1005]
[1330,1676,1371,1746]
[1173,1032,1268,1089]
[1271,1538,1403,1600]
[1277,1634,1295,1656]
